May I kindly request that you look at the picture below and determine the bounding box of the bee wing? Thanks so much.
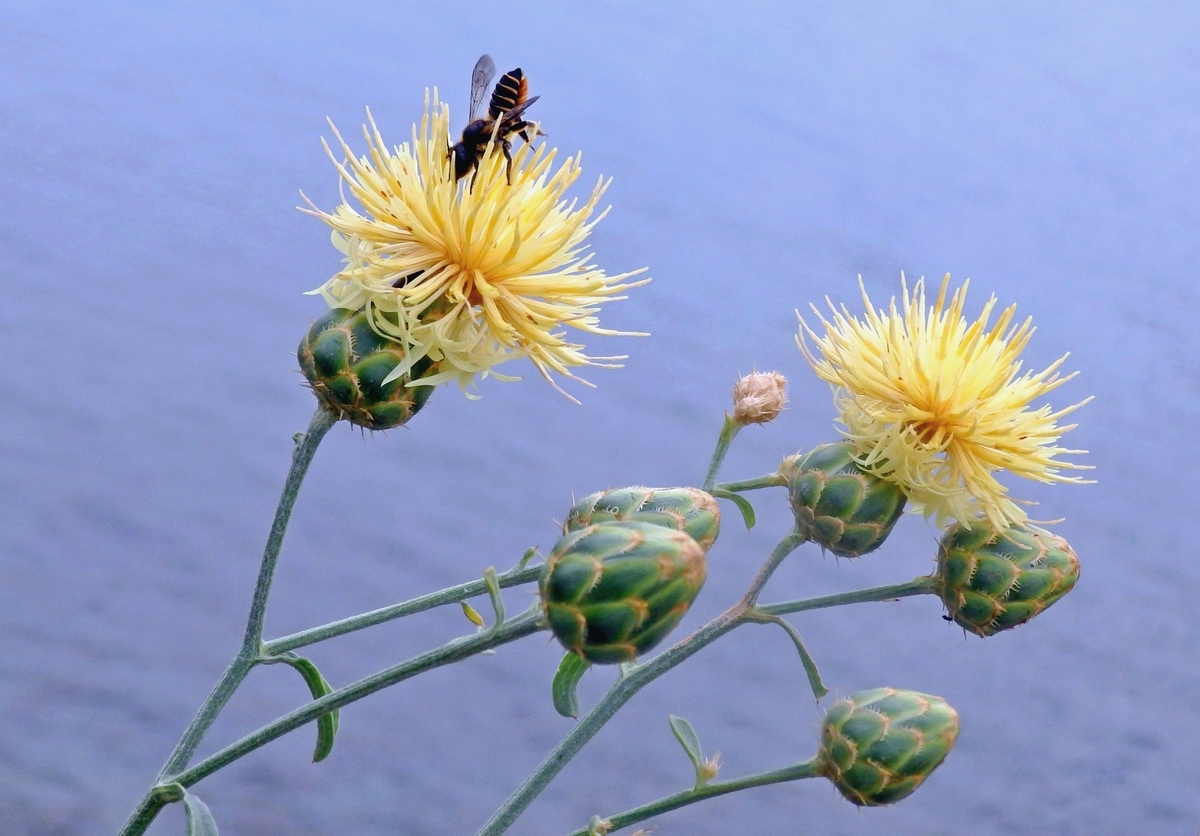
[469,54,496,121]
[499,94,540,125]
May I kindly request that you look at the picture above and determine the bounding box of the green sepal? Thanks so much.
[668,714,706,785]
[552,652,591,719]
[275,654,339,763]
[182,789,220,836]
[712,487,756,530]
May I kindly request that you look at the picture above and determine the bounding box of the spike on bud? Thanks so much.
[540,521,707,664]
[564,487,721,551]
[819,687,960,807]
[782,443,906,557]
[298,308,436,430]
[731,371,788,425]
[936,522,1080,637]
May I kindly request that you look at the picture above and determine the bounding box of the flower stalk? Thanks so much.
[120,406,337,835]
[564,758,823,836]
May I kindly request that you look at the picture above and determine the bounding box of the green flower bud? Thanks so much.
[819,688,960,807]
[564,487,721,551]
[298,308,435,430]
[540,521,707,664]
[936,522,1080,637]
[782,443,906,557]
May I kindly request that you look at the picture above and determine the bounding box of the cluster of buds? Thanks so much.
[541,488,719,664]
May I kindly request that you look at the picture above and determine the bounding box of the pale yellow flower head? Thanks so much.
[302,91,648,400]
[798,275,1092,530]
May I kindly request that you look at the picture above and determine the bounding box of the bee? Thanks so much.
[449,54,542,186]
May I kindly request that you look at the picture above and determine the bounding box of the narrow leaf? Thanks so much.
[552,652,590,718]
[713,488,756,530]
[279,655,340,762]
[483,566,505,629]
[668,714,705,777]
[461,601,485,628]
[769,616,828,701]
[183,791,220,836]
[518,547,538,569]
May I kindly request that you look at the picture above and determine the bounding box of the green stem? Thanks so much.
[716,472,787,493]
[169,606,545,790]
[118,406,337,836]
[265,563,543,655]
[565,759,823,836]
[242,406,338,653]
[758,575,938,618]
[477,532,806,836]
[701,415,742,492]
[740,531,806,607]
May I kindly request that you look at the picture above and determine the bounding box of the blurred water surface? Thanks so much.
[1,1,1198,833]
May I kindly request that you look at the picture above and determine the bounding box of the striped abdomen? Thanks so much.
[489,69,528,118]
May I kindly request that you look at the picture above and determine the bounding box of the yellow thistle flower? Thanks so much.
[797,275,1092,530]
[301,92,648,401]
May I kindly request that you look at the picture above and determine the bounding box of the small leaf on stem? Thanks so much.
[518,547,538,569]
[552,652,591,718]
[483,566,505,630]
[764,615,828,701]
[183,790,220,836]
[712,488,756,530]
[276,654,341,762]
[461,602,485,628]
[668,714,706,781]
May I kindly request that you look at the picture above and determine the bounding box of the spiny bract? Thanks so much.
[937,522,1080,637]
[564,487,720,551]
[819,687,960,807]
[540,520,707,664]
[782,443,906,557]
[298,307,435,430]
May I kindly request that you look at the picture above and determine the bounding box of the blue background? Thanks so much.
[1,2,1196,833]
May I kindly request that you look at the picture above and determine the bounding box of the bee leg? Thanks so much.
[502,139,513,184]
[469,162,481,192]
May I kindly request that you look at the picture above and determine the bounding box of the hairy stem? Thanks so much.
[740,531,806,607]
[265,563,543,654]
[170,606,545,789]
[701,415,742,492]
[118,406,336,836]
[565,759,823,836]
[242,406,338,654]
[758,575,938,618]
[716,472,787,493]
